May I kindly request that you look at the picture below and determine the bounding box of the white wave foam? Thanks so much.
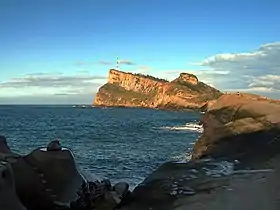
[159,122,203,133]
[205,161,235,177]
[173,151,193,163]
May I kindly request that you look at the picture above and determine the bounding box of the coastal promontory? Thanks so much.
[93,69,222,110]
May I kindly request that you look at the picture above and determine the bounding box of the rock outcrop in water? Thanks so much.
[94,69,222,110]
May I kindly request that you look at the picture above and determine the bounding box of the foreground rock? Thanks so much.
[119,93,280,210]
[120,158,280,210]
[12,147,85,209]
[94,69,222,110]
[0,161,26,210]
[0,139,130,210]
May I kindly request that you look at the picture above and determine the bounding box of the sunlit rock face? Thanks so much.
[172,73,199,85]
[94,69,222,110]
[192,93,280,160]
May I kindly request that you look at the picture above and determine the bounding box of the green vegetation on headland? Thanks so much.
[134,73,168,83]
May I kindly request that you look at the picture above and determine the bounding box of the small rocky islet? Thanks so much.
[1,70,280,210]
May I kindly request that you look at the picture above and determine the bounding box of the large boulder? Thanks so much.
[11,141,85,210]
[192,93,280,163]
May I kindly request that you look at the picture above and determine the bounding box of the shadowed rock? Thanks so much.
[0,135,12,154]
[120,158,280,210]
[11,144,84,210]
[70,179,130,210]
[0,161,26,210]
[0,138,130,210]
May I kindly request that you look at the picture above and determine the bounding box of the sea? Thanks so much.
[0,105,202,189]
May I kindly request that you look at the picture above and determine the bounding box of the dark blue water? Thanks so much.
[0,106,201,189]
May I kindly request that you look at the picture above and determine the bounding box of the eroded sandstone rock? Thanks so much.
[192,93,280,161]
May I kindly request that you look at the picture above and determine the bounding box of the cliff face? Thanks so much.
[94,69,222,110]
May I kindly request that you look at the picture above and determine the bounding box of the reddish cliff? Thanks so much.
[94,69,222,110]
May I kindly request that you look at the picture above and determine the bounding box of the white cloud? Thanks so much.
[97,60,113,65]
[186,41,280,98]
[200,42,280,76]
[0,72,106,97]
[119,60,136,65]
[248,74,280,90]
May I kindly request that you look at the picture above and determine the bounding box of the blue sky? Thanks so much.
[0,0,280,104]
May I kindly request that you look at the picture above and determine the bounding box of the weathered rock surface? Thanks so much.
[192,93,280,161]
[94,69,222,110]
[120,157,280,210]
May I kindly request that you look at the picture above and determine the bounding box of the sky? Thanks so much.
[0,0,280,104]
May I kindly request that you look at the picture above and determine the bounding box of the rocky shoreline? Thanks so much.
[1,93,280,210]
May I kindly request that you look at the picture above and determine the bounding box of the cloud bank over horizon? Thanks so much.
[201,42,280,98]
[0,72,106,104]
[0,42,279,104]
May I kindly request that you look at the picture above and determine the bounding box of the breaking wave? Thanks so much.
[159,122,203,133]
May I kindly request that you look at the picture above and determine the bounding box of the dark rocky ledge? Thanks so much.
[1,93,280,210]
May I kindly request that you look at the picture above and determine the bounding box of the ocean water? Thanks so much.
[0,105,201,189]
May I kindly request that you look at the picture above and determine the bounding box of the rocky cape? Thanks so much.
[1,93,280,210]
[94,69,222,110]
